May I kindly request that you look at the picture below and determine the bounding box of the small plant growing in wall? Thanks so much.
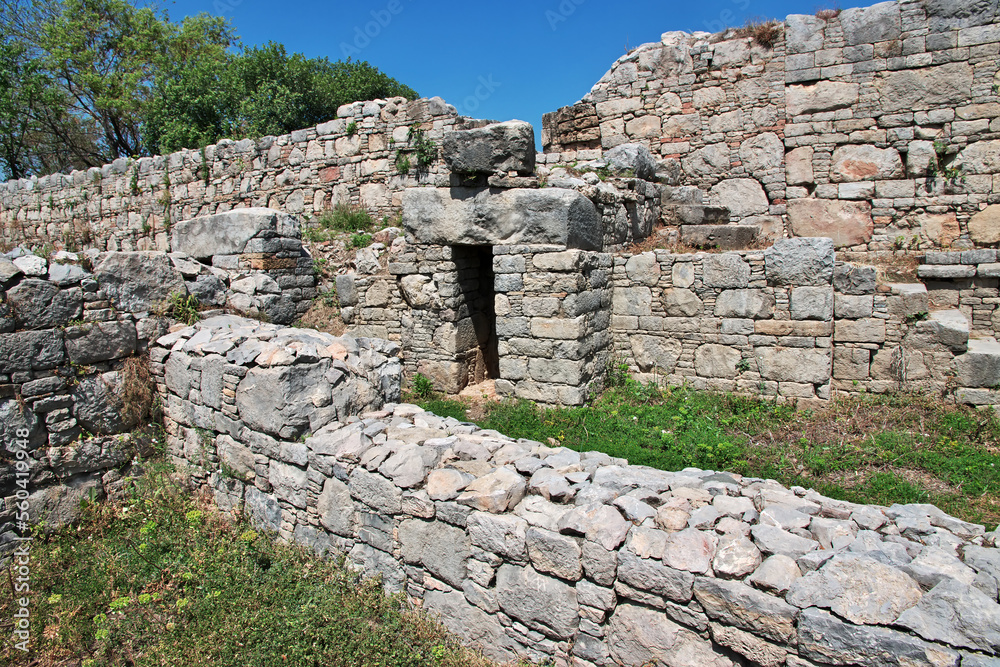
[394,124,437,174]
[130,168,140,196]
[346,121,358,136]
[159,292,200,325]
[927,139,967,185]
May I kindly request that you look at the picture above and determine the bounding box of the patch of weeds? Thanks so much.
[395,152,412,174]
[306,204,374,243]
[733,17,783,49]
[160,292,201,325]
[395,124,437,174]
[346,120,358,136]
[120,356,156,425]
[815,7,841,19]
[907,311,930,323]
[199,146,211,185]
[0,463,492,667]
[349,232,373,248]
[927,139,967,187]
[407,372,435,400]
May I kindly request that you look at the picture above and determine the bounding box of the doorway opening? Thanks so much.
[454,245,499,384]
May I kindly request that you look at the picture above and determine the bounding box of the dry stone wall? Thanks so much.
[0,97,463,253]
[0,208,316,551]
[541,0,1000,254]
[152,321,1000,666]
[611,239,1000,404]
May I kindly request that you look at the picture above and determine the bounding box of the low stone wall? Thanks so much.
[153,322,1000,666]
[0,97,462,252]
[611,238,999,404]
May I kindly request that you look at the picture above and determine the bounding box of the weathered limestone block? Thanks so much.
[969,205,1000,245]
[5,280,82,329]
[682,143,731,178]
[896,578,1000,653]
[604,143,656,180]
[65,321,137,364]
[710,179,769,218]
[833,348,871,380]
[787,199,873,248]
[715,290,774,319]
[765,237,835,286]
[958,140,1000,176]
[423,589,517,662]
[739,133,783,176]
[840,1,901,45]
[93,252,187,313]
[790,286,834,321]
[402,187,601,250]
[625,252,660,286]
[786,81,859,116]
[172,207,299,258]
[607,603,731,667]
[442,120,535,175]
[662,288,703,316]
[399,518,470,587]
[703,254,751,289]
[495,563,579,639]
[830,145,904,182]
[835,319,887,344]
[237,361,332,438]
[875,62,974,113]
[786,146,814,185]
[955,339,1000,388]
[786,554,922,624]
[755,348,831,384]
[614,286,652,316]
[693,577,798,644]
[630,335,682,373]
[798,608,959,667]
[0,330,64,373]
[73,371,136,435]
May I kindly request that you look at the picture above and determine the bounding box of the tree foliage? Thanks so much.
[0,0,418,179]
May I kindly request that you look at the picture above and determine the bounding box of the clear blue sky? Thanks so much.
[160,0,869,142]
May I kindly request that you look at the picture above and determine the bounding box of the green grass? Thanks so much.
[304,204,374,243]
[417,379,1000,528]
[1,462,493,667]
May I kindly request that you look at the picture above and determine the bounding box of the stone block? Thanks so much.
[755,347,831,384]
[172,207,298,258]
[835,319,887,344]
[442,120,535,175]
[765,237,835,286]
[715,289,774,319]
[834,294,874,319]
[695,344,743,379]
[790,286,834,321]
[834,347,871,380]
[402,188,601,251]
[702,253,751,288]
[787,199,873,248]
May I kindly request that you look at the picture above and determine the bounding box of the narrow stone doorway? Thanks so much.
[454,244,500,385]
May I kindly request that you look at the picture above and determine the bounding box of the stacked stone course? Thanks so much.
[152,319,1000,666]
[0,97,464,253]
[542,0,1000,254]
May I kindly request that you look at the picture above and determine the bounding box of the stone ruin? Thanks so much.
[3,0,1000,664]
[343,120,1000,408]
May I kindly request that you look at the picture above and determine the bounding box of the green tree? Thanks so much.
[0,0,418,178]
[146,43,418,154]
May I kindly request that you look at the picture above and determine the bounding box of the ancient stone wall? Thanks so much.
[611,239,1000,404]
[0,97,463,253]
[0,207,316,550]
[153,319,1000,666]
[541,0,1000,253]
